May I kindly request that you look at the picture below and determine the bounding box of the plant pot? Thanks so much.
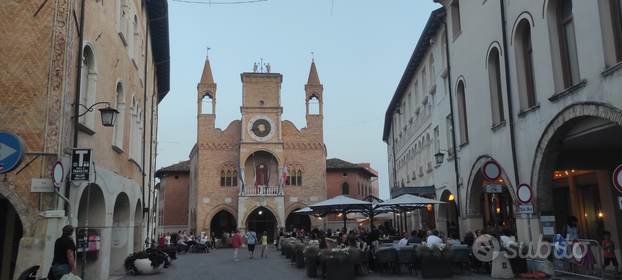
[509,257,528,274]
[420,257,453,279]
[325,259,355,280]
[281,246,286,256]
[133,258,163,275]
[296,251,306,269]
[285,247,292,259]
[306,255,318,278]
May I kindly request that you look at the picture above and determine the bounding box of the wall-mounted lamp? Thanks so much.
[74,101,119,127]
[434,149,456,165]
[427,204,433,211]
[449,194,454,201]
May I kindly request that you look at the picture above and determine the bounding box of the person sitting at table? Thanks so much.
[463,231,475,247]
[447,233,461,246]
[500,228,516,245]
[407,230,421,244]
[399,232,409,245]
[426,230,443,245]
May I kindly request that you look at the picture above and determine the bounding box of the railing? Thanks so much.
[241,185,281,196]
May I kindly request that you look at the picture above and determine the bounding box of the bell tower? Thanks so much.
[197,56,216,129]
[305,59,324,134]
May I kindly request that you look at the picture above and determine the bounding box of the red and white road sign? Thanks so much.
[482,160,502,182]
[572,239,584,265]
[53,160,64,187]
[517,183,533,204]
[613,164,622,194]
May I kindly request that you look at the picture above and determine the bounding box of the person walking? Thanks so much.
[51,225,77,279]
[247,228,257,259]
[260,231,268,258]
[232,229,243,261]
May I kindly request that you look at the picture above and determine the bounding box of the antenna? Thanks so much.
[207,47,211,57]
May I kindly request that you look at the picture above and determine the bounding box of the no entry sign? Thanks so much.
[613,164,622,194]
[517,183,533,204]
[482,160,502,182]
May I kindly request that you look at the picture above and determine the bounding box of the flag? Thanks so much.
[237,159,244,193]
[281,155,288,190]
[254,165,258,193]
[267,157,273,186]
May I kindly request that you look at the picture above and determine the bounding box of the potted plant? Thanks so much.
[417,243,454,279]
[280,239,288,256]
[320,247,359,280]
[304,245,320,278]
[124,248,168,275]
[292,243,307,269]
[503,243,529,274]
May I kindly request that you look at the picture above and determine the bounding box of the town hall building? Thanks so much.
[188,57,327,241]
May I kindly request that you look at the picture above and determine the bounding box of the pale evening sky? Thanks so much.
[156,0,441,200]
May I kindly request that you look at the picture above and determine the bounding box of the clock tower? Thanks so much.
[191,59,326,241]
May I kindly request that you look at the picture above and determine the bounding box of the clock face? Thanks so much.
[247,114,276,141]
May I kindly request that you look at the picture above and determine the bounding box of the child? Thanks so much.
[603,231,620,277]
[260,231,268,258]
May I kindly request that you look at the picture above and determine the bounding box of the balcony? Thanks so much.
[241,185,282,196]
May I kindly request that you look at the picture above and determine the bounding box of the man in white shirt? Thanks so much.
[399,232,410,245]
[426,229,443,245]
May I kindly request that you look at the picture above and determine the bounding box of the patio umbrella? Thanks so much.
[308,195,373,229]
[376,194,445,212]
[376,194,446,234]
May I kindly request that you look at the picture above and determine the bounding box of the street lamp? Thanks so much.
[434,151,445,165]
[74,101,119,127]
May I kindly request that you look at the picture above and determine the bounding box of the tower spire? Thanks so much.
[307,58,321,85]
[200,56,214,84]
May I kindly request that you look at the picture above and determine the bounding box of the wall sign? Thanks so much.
[70,149,92,181]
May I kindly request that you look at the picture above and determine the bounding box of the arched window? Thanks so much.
[79,45,97,131]
[609,0,622,63]
[129,95,143,166]
[286,169,302,186]
[226,171,232,186]
[308,95,320,115]
[559,0,580,87]
[201,92,213,114]
[515,20,537,110]
[422,68,428,97]
[488,48,505,125]
[342,182,350,195]
[220,171,226,186]
[113,81,125,151]
[429,54,436,86]
[118,0,128,41]
[232,171,238,187]
[456,81,469,143]
[132,15,140,63]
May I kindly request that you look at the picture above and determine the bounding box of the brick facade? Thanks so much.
[0,0,169,277]
[156,161,190,235]
[190,58,327,239]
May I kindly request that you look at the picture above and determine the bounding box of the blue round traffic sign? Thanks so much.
[0,131,26,174]
[553,234,566,259]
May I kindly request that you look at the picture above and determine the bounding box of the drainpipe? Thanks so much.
[499,0,521,186]
[142,11,150,242]
[65,0,88,226]
[433,14,462,218]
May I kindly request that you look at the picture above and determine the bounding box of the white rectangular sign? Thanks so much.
[519,204,533,214]
[31,179,55,193]
[484,184,502,193]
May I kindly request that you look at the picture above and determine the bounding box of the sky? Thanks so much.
[155,0,442,200]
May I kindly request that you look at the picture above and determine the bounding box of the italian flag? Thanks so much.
[254,165,258,192]
[282,157,288,189]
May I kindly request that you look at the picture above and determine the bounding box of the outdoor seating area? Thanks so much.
[277,239,490,279]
